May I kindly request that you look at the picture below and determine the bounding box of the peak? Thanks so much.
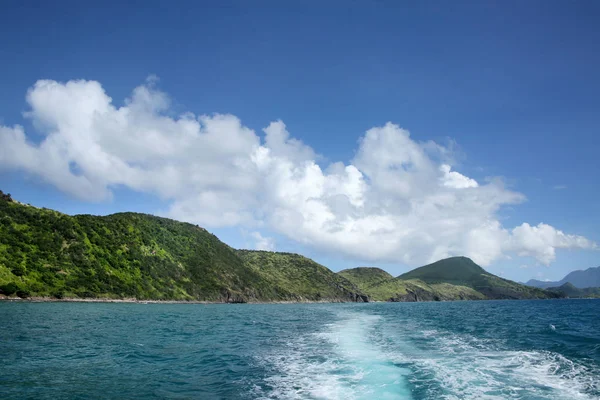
[348,266,388,272]
[442,256,475,263]
[398,256,489,284]
[338,267,392,276]
[560,282,577,288]
[423,256,481,268]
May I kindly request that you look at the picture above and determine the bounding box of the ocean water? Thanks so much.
[1,300,599,400]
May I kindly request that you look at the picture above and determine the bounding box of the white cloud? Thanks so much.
[553,185,567,190]
[440,164,478,189]
[250,231,276,251]
[0,78,596,267]
[507,223,597,265]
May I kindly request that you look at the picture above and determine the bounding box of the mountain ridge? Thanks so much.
[341,256,560,301]
[0,191,563,302]
[546,282,600,299]
[526,266,600,289]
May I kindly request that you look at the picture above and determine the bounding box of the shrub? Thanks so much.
[0,282,19,296]
[11,264,26,277]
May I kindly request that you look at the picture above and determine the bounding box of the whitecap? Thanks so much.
[255,311,413,400]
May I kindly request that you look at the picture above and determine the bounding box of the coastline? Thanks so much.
[1,295,592,304]
[0,295,366,304]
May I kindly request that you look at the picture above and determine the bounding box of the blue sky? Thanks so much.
[0,0,598,281]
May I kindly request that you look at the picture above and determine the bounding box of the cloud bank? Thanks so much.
[0,79,595,266]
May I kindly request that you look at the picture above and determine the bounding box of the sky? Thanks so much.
[0,0,599,282]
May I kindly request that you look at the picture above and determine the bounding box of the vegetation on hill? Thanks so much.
[0,192,568,302]
[0,194,363,302]
[339,257,562,301]
[397,256,559,300]
[358,277,485,302]
[337,267,393,292]
[547,283,600,299]
[238,250,367,302]
[399,256,488,284]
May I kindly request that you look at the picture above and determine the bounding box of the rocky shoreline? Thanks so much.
[0,295,366,304]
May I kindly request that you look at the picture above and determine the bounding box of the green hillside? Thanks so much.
[340,257,561,301]
[398,256,558,300]
[358,277,485,302]
[0,193,362,302]
[337,267,393,292]
[0,192,564,303]
[547,283,600,298]
[399,256,488,284]
[238,250,368,302]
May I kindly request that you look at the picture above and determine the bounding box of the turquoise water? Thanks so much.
[1,300,599,399]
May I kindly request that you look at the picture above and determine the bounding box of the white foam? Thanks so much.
[381,324,599,399]
[255,311,413,400]
[254,310,598,400]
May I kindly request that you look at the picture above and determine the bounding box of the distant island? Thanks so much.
[0,191,571,302]
[525,267,600,299]
[526,267,600,289]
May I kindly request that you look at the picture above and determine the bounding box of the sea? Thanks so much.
[1,299,599,399]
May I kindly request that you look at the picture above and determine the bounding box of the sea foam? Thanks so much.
[257,311,413,399]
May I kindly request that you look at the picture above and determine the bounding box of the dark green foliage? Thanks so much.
[340,257,561,301]
[399,256,488,284]
[10,264,26,276]
[0,197,364,302]
[0,190,12,202]
[238,250,367,302]
[0,198,262,300]
[0,282,19,295]
[337,267,393,292]
[0,194,562,303]
[397,256,561,300]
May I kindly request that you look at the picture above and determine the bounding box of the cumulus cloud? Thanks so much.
[250,231,276,251]
[0,78,596,266]
[508,223,597,265]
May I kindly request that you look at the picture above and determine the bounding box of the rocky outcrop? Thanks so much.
[351,293,370,302]
[388,286,440,302]
[0,190,12,202]
[332,282,370,302]
[221,290,248,303]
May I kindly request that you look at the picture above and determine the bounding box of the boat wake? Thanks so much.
[255,309,599,400]
[380,325,599,399]
[255,311,412,399]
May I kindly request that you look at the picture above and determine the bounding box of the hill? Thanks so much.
[371,257,559,300]
[546,282,600,299]
[238,250,367,302]
[337,267,393,291]
[0,192,563,303]
[336,265,484,301]
[336,257,558,301]
[525,279,558,289]
[0,193,364,302]
[399,256,488,284]
[357,277,486,302]
[526,266,600,289]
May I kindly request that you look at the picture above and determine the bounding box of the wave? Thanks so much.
[381,325,599,399]
[254,311,413,399]
[254,308,599,400]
